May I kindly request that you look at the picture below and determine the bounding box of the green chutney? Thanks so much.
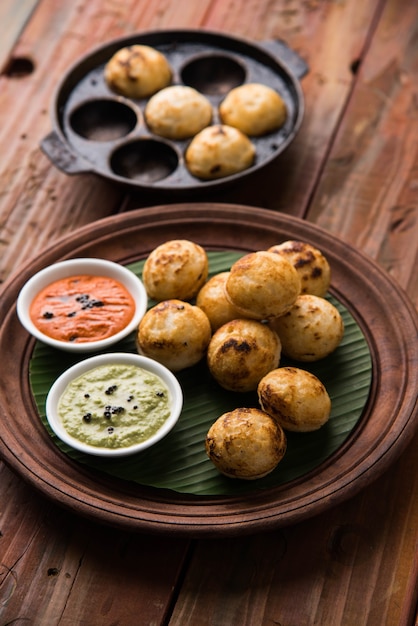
[58,363,171,448]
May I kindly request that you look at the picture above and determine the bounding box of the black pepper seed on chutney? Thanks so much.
[29,274,135,343]
[58,363,172,448]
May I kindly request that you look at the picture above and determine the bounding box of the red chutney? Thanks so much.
[29,275,136,343]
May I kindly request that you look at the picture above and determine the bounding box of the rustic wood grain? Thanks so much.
[0,465,190,624]
[0,0,39,72]
[307,0,418,301]
[0,0,417,625]
[304,1,418,619]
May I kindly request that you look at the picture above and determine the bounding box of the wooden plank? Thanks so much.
[0,465,190,624]
[307,0,418,299]
[0,0,39,72]
[303,1,418,617]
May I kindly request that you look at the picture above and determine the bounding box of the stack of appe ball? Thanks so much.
[137,238,344,481]
[104,44,288,180]
[137,240,211,373]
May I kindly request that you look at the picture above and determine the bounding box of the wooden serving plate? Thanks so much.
[0,203,417,537]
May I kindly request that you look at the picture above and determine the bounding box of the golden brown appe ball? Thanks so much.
[137,299,211,372]
[185,124,256,180]
[225,251,301,320]
[219,83,287,136]
[207,318,281,392]
[268,240,331,296]
[196,271,243,332]
[145,85,213,140]
[269,294,344,362]
[205,407,287,479]
[104,44,172,98]
[142,239,208,302]
[258,367,331,432]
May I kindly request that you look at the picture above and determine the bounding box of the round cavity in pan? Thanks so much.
[109,138,179,183]
[181,53,246,95]
[69,99,138,142]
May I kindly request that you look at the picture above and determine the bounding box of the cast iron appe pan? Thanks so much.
[41,29,308,196]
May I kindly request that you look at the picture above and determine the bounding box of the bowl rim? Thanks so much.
[16,257,148,353]
[45,351,184,457]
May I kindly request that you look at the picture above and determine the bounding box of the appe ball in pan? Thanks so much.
[104,45,172,99]
[145,85,212,139]
[205,407,287,479]
[185,124,256,180]
[258,367,331,432]
[219,83,287,136]
[207,318,281,392]
[225,251,301,320]
[137,299,211,372]
[268,240,331,297]
[142,239,208,302]
[196,271,243,332]
[270,294,344,362]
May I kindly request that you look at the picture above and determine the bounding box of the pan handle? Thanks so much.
[40,131,93,175]
[261,39,309,80]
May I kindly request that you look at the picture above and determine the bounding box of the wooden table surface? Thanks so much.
[0,1,417,624]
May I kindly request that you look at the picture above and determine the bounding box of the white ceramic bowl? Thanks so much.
[17,258,148,352]
[45,352,183,457]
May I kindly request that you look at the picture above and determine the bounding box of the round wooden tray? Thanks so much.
[1,203,417,537]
